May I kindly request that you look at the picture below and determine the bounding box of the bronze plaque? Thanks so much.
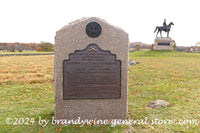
[63,43,121,99]
[158,43,170,46]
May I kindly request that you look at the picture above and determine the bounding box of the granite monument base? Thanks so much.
[154,38,173,50]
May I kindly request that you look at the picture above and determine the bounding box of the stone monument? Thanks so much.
[153,19,174,50]
[54,17,129,120]
[154,37,174,50]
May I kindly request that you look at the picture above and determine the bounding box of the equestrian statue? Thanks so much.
[154,19,174,38]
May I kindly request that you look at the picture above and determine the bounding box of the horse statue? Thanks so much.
[154,22,174,38]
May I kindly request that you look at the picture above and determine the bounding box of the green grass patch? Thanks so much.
[129,51,200,132]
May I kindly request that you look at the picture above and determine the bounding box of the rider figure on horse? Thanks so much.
[154,19,174,38]
[163,19,167,31]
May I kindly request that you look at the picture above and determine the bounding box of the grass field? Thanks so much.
[0,51,200,133]
[0,51,54,55]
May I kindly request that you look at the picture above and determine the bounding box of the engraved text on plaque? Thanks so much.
[63,43,121,99]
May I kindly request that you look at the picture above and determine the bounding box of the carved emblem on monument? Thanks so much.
[86,22,102,38]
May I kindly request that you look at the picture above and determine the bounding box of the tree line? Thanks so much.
[0,42,54,52]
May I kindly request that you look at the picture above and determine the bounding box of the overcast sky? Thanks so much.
[0,0,199,46]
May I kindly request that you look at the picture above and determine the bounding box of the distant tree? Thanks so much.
[0,43,3,50]
[5,43,13,52]
[10,43,16,52]
[0,42,54,52]
[172,40,176,50]
[20,43,27,50]
[35,46,42,51]
[38,41,54,52]
[18,49,23,52]
[15,42,22,50]
[2,43,8,51]
[29,43,37,51]
[150,44,154,50]
[135,44,141,51]
[186,47,191,52]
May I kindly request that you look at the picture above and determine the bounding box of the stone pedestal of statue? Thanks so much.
[153,37,174,50]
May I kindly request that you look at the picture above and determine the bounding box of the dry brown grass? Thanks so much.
[0,55,54,85]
